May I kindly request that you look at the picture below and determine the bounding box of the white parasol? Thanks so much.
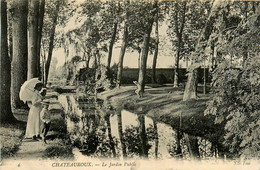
[19,78,42,103]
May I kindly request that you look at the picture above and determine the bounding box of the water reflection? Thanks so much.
[59,95,218,160]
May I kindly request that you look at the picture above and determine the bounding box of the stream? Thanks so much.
[58,94,219,160]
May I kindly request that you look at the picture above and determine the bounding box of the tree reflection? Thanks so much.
[138,114,148,158]
[176,130,183,158]
[152,119,159,159]
[121,114,157,159]
[117,111,127,158]
[105,113,116,158]
[183,133,200,160]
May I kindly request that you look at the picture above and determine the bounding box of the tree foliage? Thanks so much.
[205,55,260,158]
[205,2,260,158]
[167,1,210,61]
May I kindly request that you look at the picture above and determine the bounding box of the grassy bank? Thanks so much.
[0,109,27,158]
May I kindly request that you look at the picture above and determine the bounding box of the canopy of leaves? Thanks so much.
[204,2,260,159]
[126,0,163,53]
[167,1,211,59]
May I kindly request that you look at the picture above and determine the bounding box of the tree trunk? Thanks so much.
[151,8,159,84]
[86,50,91,69]
[183,1,218,101]
[64,46,69,82]
[105,114,116,157]
[8,29,13,62]
[138,114,148,158]
[242,2,248,67]
[11,0,28,109]
[116,20,128,87]
[174,50,180,88]
[96,49,101,66]
[36,0,45,77]
[7,11,13,62]
[203,59,206,95]
[93,48,97,69]
[41,50,46,86]
[117,111,127,158]
[173,2,186,88]
[138,2,158,96]
[186,58,189,68]
[210,41,215,71]
[1,0,16,122]
[138,24,154,95]
[44,1,60,86]
[183,70,197,101]
[138,50,141,69]
[28,0,39,79]
[107,22,118,68]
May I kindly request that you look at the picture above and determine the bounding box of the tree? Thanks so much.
[57,0,108,74]
[106,2,121,69]
[11,0,28,108]
[168,2,187,87]
[107,22,118,69]
[44,0,61,86]
[183,0,219,101]
[138,1,158,96]
[0,0,16,122]
[27,0,39,79]
[7,7,13,62]
[47,57,58,81]
[151,4,159,84]
[116,1,129,87]
[36,0,46,77]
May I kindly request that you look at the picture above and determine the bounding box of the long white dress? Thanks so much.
[25,90,43,138]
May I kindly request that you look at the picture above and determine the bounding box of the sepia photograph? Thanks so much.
[0,0,259,169]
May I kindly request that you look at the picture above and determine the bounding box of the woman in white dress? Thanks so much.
[25,83,44,140]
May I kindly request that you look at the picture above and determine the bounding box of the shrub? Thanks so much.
[0,122,25,158]
[156,74,167,84]
[44,138,74,160]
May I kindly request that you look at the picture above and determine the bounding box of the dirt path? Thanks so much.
[1,129,51,170]
[14,138,47,160]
